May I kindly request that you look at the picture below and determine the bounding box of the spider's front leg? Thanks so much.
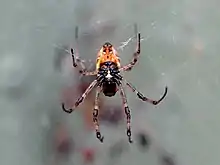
[120,32,141,72]
[70,48,97,76]
[62,79,98,113]
[70,26,97,76]
[93,86,104,142]
[119,84,133,143]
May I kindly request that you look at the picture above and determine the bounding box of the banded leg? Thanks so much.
[93,86,104,142]
[62,79,98,113]
[71,26,97,76]
[119,85,133,143]
[120,25,141,72]
[70,48,97,76]
[124,79,168,105]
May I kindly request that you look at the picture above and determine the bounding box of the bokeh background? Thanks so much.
[1,0,220,165]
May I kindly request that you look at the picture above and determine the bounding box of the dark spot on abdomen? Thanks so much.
[102,81,117,97]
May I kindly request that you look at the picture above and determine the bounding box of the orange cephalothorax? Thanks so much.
[96,42,120,70]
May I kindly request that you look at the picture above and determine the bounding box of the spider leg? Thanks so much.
[118,84,133,143]
[120,24,141,72]
[70,26,97,76]
[62,79,98,113]
[93,86,104,142]
[124,79,168,105]
[70,48,97,76]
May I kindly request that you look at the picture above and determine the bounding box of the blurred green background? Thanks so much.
[0,0,220,165]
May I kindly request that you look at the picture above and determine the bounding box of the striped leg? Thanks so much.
[120,25,141,72]
[93,86,104,142]
[70,48,96,76]
[71,26,97,76]
[119,85,133,143]
[124,79,168,105]
[61,80,97,113]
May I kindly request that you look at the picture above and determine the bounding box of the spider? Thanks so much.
[62,26,168,143]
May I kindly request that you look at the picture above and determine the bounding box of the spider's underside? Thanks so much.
[62,25,168,143]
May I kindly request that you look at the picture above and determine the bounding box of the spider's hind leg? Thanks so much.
[125,79,168,105]
[119,85,133,143]
[93,86,104,142]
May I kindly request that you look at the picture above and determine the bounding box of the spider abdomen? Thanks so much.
[102,81,117,97]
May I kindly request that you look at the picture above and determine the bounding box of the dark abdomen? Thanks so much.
[102,81,117,97]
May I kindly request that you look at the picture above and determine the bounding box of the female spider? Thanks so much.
[62,26,168,143]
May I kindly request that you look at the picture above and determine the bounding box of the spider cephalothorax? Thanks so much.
[62,26,168,143]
